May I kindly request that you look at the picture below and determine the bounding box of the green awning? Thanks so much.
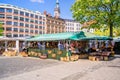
[26,31,86,41]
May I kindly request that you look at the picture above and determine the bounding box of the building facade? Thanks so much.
[82,28,95,33]
[64,19,82,32]
[44,12,65,34]
[44,0,65,34]
[0,4,46,37]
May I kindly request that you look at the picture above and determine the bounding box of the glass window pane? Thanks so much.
[25,18,29,22]
[6,8,12,13]
[0,14,5,18]
[30,24,34,28]
[14,22,18,26]
[13,34,18,37]
[30,14,34,18]
[6,27,12,31]
[14,9,18,14]
[20,11,24,16]
[19,28,24,32]
[19,34,23,37]
[35,15,38,19]
[30,30,33,33]
[35,30,38,34]
[0,8,5,12]
[20,23,24,27]
[6,21,12,25]
[6,15,12,19]
[13,28,18,32]
[25,24,29,27]
[6,34,12,37]
[14,16,18,20]
[25,29,29,33]
[20,17,24,21]
[25,12,29,17]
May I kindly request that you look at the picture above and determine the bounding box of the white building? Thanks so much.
[82,28,95,33]
[64,19,82,32]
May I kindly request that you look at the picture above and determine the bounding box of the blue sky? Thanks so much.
[0,0,75,19]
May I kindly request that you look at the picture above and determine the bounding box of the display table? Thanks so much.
[89,51,111,61]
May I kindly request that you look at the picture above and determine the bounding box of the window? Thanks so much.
[39,16,42,19]
[25,12,29,17]
[20,17,24,21]
[43,26,45,30]
[0,14,5,18]
[6,15,12,19]
[25,35,29,37]
[35,30,38,34]
[35,20,38,24]
[39,26,42,29]
[14,9,18,14]
[0,20,4,24]
[25,29,29,33]
[30,14,34,18]
[19,34,23,37]
[6,34,12,37]
[20,11,24,16]
[43,22,45,25]
[39,31,42,34]
[6,21,12,25]
[14,16,18,20]
[13,34,18,37]
[6,8,12,13]
[6,27,12,31]
[35,25,38,28]
[30,30,33,33]
[19,28,24,32]
[25,18,29,22]
[30,24,34,28]
[30,19,34,23]
[13,28,18,32]
[20,23,24,27]
[39,21,42,24]
[25,24,29,27]
[14,22,18,26]
[0,8,5,12]
[35,15,38,19]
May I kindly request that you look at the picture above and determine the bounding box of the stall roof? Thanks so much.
[82,32,113,40]
[0,37,28,41]
[26,31,112,41]
[26,31,86,41]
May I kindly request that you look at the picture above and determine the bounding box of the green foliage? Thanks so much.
[94,26,120,37]
[0,23,3,36]
[71,0,120,37]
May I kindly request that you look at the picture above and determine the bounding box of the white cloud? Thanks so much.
[30,0,44,3]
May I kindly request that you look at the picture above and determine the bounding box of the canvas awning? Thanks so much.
[26,31,86,41]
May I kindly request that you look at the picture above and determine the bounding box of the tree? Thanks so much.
[0,23,3,36]
[71,0,120,37]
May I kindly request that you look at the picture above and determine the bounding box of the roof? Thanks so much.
[26,31,86,41]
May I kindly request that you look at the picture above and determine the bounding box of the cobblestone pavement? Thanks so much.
[0,57,62,79]
[62,55,120,80]
[0,55,120,80]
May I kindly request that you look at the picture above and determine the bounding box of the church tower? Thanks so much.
[54,0,60,18]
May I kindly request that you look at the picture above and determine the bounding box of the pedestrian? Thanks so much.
[38,42,42,50]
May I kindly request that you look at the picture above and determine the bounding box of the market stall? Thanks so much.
[26,31,113,61]
[0,37,27,56]
[26,31,87,61]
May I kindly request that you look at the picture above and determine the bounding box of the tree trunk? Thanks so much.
[109,23,113,37]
